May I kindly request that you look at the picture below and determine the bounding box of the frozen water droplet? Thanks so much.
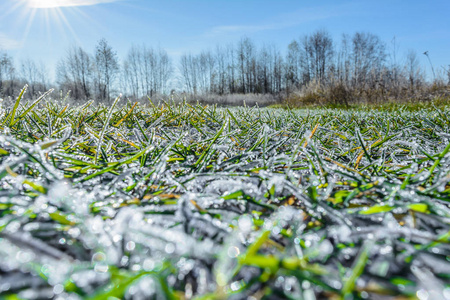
[165,243,175,254]
[227,246,240,258]
[126,241,136,251]
[53,284,64,295]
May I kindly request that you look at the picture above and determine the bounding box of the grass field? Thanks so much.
[0,87,449,299]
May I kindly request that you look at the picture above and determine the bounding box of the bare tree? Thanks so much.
[57,46,93,100]
[226,44,237,94]
[179,53,198,94]
[21,58,48,98]
[336,34,352,85]
[215,45,227,94]
[285,40,301,92]
[197,51,209,93]
[405,50,423,91]
[310,30,334,81]
[299,35,312,84]
[272,46,284,93]
[21,58,39,96]
[0,51,15,97]
[157,48,173,95]
[237,37,256,93]
[122,46,141,98]
[95,38,119,103]
[122,45,172,99]
[298,30,334,84]
[351,32,386,87]
[257,44,272,93]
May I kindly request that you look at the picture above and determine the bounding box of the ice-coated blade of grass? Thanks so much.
[114,101,137,127]
[11,89,53,127]
[4,84,27,127]
[79,144,154,182]
[94,94,121,165]
[193,117,228,168]
[341,240,372,297]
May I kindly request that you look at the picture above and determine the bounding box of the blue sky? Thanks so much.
[1,0,449,80]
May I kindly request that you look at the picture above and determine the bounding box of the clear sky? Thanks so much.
[1,0,449,81]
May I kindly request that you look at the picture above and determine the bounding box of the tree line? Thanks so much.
[179,31,440,102]
[0,38,174,103]
[0,30,448,102]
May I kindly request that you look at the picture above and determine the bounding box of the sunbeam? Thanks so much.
[20,7,37,46]
[5,0,110,49]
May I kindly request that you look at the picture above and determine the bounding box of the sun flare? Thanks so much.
[27,0,71,8]
[26,0,117,8]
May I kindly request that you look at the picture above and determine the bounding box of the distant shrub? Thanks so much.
[285,92,322,107]
[324,82,353,107]
[285,80,353,108]
[172,93,280,107]
[284,77,450,108]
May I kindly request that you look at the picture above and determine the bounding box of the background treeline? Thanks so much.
[0,30,449,105]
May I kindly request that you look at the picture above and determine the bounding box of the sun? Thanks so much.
[25,0,116,8]
[26,0,75,8]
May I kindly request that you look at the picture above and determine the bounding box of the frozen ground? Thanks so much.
[0,94,449,299]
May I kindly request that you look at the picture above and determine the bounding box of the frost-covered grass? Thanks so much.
[0,86,449,299]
